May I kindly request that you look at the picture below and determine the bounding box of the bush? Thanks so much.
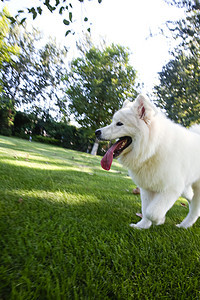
[0,126,12,136]
[55,123,78,149]
[0,105,15,136]
[3,110,105,154]
[13,111,32,136]
[75,127,94,152]
[14,132,30,140]
[33,135,61,146]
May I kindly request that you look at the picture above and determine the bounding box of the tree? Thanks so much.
[0,8,19,92]
[164,0,200,10]
[0,21,68,118]
[63,43,137,154]
[154,0,200,126]
[165,0,200,52]
[1,0,102,36]
[0,96,15,136]
[0,8,19,134]
[154,53,200,126]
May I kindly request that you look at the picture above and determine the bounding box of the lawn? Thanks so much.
[0,135,200,299]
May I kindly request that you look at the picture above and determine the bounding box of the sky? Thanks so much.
[1,0,185,94]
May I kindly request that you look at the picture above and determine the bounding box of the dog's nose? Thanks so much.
[95,129,101,138]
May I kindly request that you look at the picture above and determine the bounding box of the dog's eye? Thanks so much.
[116,122,124,126]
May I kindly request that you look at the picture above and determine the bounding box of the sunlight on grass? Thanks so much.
[4,188,100,205]
[0,158,95,174]
[0,139,16,146]
[1,135,200,299]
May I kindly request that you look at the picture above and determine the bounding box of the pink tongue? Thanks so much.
[101,140,122,171]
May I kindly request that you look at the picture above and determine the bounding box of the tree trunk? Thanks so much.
[91,138,99,155]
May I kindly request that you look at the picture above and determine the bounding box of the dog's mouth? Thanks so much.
[101,136,132,171]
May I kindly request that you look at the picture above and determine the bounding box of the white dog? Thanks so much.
[95,94,200,229]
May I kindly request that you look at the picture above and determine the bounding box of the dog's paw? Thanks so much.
[176,222,190,229]
[130,218,152,229]
[176,223,182,228]
[130,223,142,229]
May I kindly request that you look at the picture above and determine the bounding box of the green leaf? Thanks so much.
[28,7,37,20]
[65,30,71,36]
[69,12,72,22]
[63,19,70,25]
[87,28,91,33]
[44,0,50,5]
[18,10,24,13]
[84,17,88,22]
[20,18,26,25]
[48,5,56,12]
[59,6,65,14]
[37,7,42,15]
[33,11,37,20]
[7,16,16,24]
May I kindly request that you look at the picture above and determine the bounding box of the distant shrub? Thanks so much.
[3,110,105,154]
[14,132,30,140]
[33,135,61,146]
[13,111,32,136]
[0,127,12,136]
[0,104,15,136]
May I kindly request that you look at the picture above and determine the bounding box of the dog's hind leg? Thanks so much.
[177,182,200,228]
[182,185,194,202]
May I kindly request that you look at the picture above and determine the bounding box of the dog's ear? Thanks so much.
[135,94,155,125]
[122,100,130,108]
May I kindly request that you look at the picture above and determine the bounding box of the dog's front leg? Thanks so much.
[130,189,180,229]
[130,189,154,229]
[145,190,179,226]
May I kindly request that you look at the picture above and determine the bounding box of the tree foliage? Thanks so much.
[0,8,19,91]
[0,17,68,118]
[164,0,200,10]
[154,0,200,127]
[0,8,19,134]
[154,53,200,126]
[64,43,137,130]
[1,0,102,36]
[0,96,15,136]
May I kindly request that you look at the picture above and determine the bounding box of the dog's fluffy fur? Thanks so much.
[96,94,200,229]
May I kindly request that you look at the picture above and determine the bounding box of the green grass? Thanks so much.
[1,135,200,299]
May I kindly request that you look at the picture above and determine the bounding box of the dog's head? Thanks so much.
[95,94,158,170]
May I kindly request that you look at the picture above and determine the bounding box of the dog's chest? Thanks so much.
[128,156,167,192]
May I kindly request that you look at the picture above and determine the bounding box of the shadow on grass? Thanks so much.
[0,158,142,299]
[1,136,200,299]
